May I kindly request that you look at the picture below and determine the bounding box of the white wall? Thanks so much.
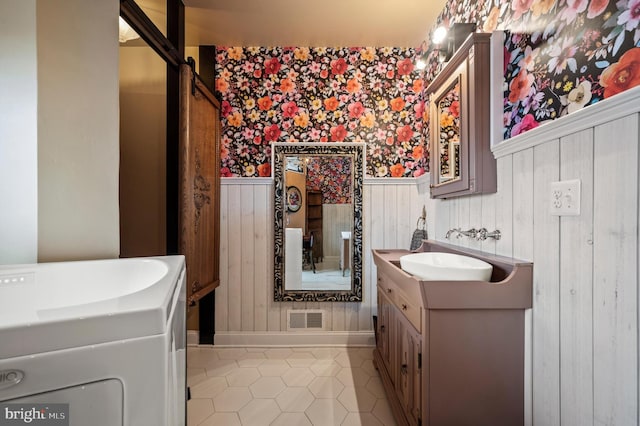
[36,0,120,261]
[0,1,38,264]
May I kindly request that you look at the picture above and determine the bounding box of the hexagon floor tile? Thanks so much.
[308,376,345,399]
[187,346,393,426]
[238,399,281,426]
[275,387,315,412]
[249,376,286,398]
[271,412,312,426]
[305,398,348,426]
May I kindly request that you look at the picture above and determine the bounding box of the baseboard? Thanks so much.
[213,331,375,347]
[187,330,199,346]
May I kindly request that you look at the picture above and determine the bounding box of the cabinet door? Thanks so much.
[377,289,393,382]
[396,316,412,413]
[410,333,422,425]
[396,312,422,426]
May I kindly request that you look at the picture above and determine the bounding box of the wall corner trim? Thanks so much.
[364,177,419,185]
[492,85,640,158]
[221,177,274,185]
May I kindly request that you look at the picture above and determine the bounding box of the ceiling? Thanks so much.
[136,0,447,48]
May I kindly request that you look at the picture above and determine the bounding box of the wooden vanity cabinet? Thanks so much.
[373,243,533,426]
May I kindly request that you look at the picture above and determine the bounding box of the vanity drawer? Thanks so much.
[395,292,421,333]
[377,273,394,296]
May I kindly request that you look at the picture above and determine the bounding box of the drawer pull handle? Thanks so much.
[402,304,408,310]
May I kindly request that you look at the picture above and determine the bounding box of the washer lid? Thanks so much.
[0,256,185,359]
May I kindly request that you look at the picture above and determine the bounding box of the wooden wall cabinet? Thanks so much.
[373,241,533,426]
[426,33,496,199]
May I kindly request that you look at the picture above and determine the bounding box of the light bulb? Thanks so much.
[432,26,448,44]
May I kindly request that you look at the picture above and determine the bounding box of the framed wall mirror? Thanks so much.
[273,142,364,302]
[426,32,496,199]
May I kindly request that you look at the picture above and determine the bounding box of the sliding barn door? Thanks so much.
[179,64,221,307]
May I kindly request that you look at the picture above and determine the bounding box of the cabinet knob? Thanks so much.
[402,304,408,311]
[387,288,392,293]
[380,325,385,332]
[401,364,408,374]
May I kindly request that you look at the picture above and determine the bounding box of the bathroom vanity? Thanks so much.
[372,241,532,426]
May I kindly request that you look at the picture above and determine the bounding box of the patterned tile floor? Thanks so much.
[187,346,397,426]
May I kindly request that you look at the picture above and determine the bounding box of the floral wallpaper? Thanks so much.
[215,47,427,178]
[215,1,639,178]
[306,157,352,204]
[421,0,640,140]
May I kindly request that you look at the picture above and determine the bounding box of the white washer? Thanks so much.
[0,256,186,426]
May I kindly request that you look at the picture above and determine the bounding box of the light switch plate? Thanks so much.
[550,179,581,216]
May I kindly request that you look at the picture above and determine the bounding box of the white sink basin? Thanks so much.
[399,252,493,281]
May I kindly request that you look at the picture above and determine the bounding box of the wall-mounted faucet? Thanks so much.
[446,227,501,241]
[445,228,478,239]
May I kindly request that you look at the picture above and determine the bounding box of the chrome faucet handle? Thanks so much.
[476,228,501,241]
[488,229,502,240]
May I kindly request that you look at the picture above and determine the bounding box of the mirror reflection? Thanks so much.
[436,80,461,185]
[273,143,363,302]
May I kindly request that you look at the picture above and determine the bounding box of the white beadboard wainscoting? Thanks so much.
[214,177,433,346]
[432,86,640,426]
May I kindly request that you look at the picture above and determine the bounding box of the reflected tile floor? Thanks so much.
[187,346,397,426]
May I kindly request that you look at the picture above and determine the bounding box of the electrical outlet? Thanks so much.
[550,179,581,216]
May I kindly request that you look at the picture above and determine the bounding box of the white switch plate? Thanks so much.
[550,179,581,216]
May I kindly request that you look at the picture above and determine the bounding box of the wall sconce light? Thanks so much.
[432,23,477,63]
[415,40,428,70]
[119,16,140,43]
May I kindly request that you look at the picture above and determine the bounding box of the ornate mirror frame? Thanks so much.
[273,142,364,302]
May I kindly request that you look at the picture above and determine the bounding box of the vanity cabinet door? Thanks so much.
[396,312,422,426]
[377,288,394,383]
[396,316,411,414]
[410,334,422,425]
